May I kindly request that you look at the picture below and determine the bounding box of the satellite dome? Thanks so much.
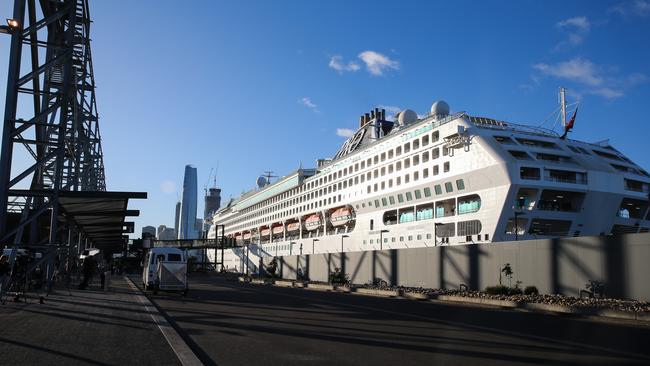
[430,100,450,118]
[398,109,418,126]
[256,176,267,188]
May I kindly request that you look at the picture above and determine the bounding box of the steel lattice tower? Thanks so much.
[0,0,105,246]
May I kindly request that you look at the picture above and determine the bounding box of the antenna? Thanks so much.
[559,87,567,127]
[263,171,278,184]
[213,161,219,188]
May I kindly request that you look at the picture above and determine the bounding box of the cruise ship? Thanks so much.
[208,100,650,260]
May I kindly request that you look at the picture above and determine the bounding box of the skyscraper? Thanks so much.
[203,187,221,233]
[174,201,181,235]
[178,165,198,239]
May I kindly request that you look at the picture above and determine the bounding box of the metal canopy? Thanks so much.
[58,191,146,250]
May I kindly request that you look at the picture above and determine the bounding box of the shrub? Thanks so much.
[485,285,523,296]
[329,267,349,285]
[485,285,510,295]
[524,286,539,295]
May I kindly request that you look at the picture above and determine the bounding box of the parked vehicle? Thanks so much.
[142,247,188,295]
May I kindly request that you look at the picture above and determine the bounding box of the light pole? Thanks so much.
[341,235,349,253]
[379,230,389,250]
[312,238,319,254]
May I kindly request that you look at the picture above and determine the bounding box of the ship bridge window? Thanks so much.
[432,148,440,160]
[381,152,386,162]
[388,164,394,174]
[458,194,481,214]
[436,198,455,218]
[537,153,575,164]
[494,136,516,145]
[383,210,398,225]
[413,140,420,150]
[422,151,430,162]
[404,159,411,169]
[624,179,650,193]
[516,138,559,149]
[361,161,365,169]
[413,155,420,165]
[416,203,433,220]
[528,219,572,237]
[396,146,402,156]
[544,169,587,184]
[432,131,440,142]
[404,142,411,153]
[398,207,415,223]
[593,150,624,161]
[617,198,648,219]
[520,167,541,180]
[509,150,533,160]
[388,150,394,159]
[538,190,584,212]
[611,163,640,175]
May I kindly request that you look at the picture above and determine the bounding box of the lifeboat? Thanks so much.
[242,231,251,240]
[260,226,270,236]
[272,224,284,235]
[304,213,322,231]
[286,221,300,233]
[329,206,355,227]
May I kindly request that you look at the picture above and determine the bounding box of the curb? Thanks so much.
[238,276,650,324]
[123,276,203,366]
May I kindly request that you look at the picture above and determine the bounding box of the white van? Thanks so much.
[142,247,188,295]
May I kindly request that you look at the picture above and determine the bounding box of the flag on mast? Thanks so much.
[560,107,578,139]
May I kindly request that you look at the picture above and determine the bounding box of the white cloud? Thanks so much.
[555,16,591,49]
[160,180,176,194]
[358,51,400,76]
[298,97,319,113]
[610,0,650,18]
[533,58,602,86]
[557,16,591,32]
[336,128,355,138]
[532,57,647,99]
[328,55,360,73]
[376,105,402,119]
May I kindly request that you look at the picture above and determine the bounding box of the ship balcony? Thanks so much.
[544,169,588,185]
[536,190,584,213]
[616,198,649,220]
[435,199,456,218]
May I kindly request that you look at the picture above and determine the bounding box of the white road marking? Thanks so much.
[124,276,203,366]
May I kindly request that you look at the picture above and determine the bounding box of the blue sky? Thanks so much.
[1,0,649,238]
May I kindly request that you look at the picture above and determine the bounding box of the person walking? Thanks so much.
[79,257,96,290]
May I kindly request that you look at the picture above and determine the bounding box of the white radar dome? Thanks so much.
[256,176,267,188]
[398,109,418,126]
[430,100,450,118]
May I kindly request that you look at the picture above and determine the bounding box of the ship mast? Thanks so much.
[560,87,566,127]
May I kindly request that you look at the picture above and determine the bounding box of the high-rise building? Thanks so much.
[203,187,221,232]
[174,201,181,235]
[178,165,198,239]
[142,225,156,238]
[157,225,177,240]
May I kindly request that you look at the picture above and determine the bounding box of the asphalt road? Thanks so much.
[148,274,650,366]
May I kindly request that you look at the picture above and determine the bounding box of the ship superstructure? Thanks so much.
[209,100,650,257]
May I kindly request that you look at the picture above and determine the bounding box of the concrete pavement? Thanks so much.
[0,276,182,366]
[148,273,650,366]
